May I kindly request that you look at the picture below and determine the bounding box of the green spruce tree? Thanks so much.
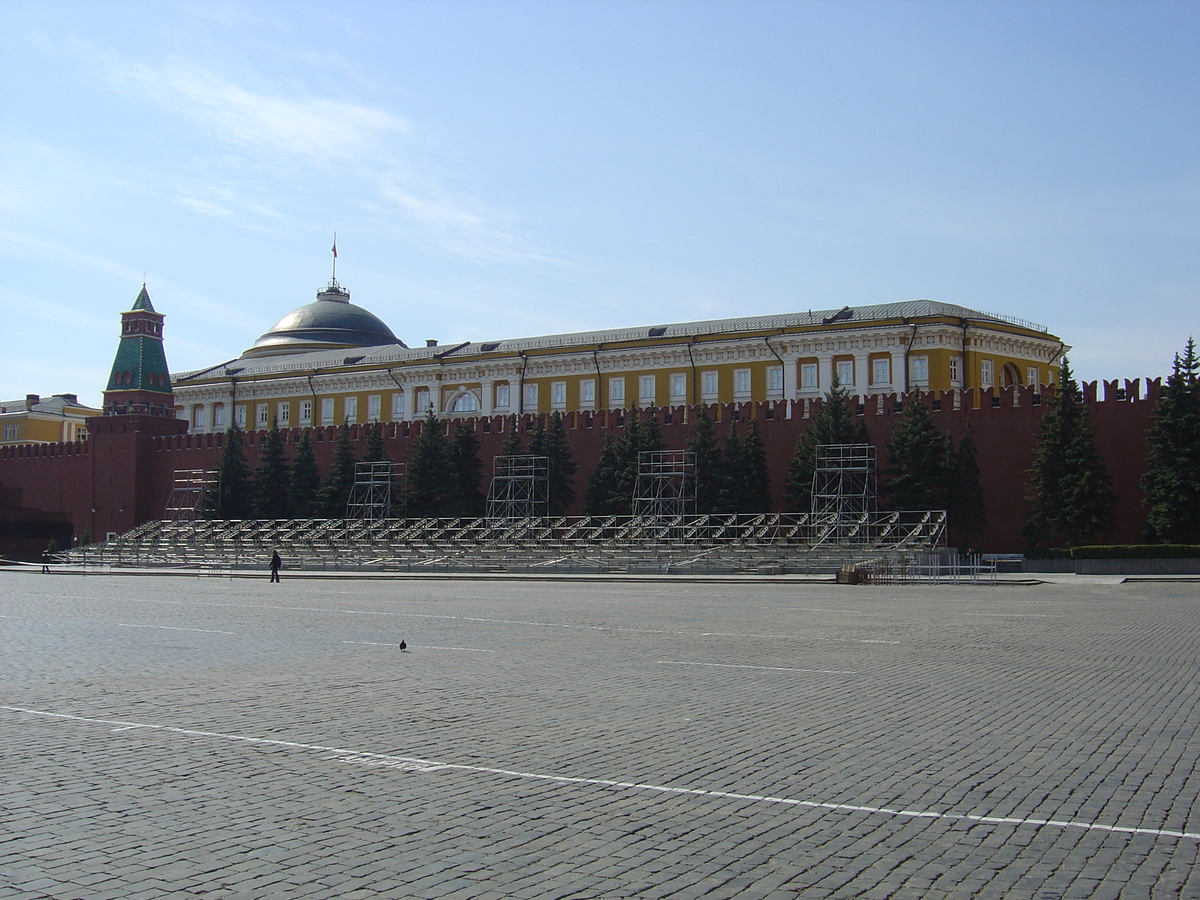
[686,405,722,514]
[499,415,523,457]
[1142,337,1200,543]
[882,392,951,511]
[406,410,452,518]
[1024,358,1117,547]
[741,419,772,512]
[783,379,870,512]
[714,423,745,514]
[216,423,252,518]
[530,411,578,516]
[583,436,626,516]
[446,421,486,518]
[252,417,291,519]
[288,430,322,518]
[946,422,987,548]
[319,423,358,517]
[363,420,389,463]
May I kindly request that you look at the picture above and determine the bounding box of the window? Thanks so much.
[451,392,480,413]
[836,360,854,387]
[300,400,312,425]
[1027,367,1038,388]
[213,404,226,427]
[801,363,818,390]
[701,371,718,400]
[873,358,891,385]
[391,392,405,418]
[767,366,783,395]
[639,375,656,404]
[193,406,205,429]
[551,381,567,407]
[733,369,751,397]
[344,397,358,423]
[235,405,246,427]
[980,359,994,387]
[257,403,269,427]
[910,356,928,384]
[670,373,687,401]
[949,357,961,385]
[580,379,595,407]
[321,398,335,424]
[367,395,381,422]
[416,390,430,413]
[523,383,538,409]
[495,383,510,409]
[277,402,289,426]
[609,377,625,404]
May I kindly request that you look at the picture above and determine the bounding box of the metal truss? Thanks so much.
[164,469,217,521]
[346,461,401,520]
[633,450,695,519]
[64,510,946,575]
[486,455,549,520]
[811,443,879,543]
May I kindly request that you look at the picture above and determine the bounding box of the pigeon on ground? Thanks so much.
[399,640,407,652]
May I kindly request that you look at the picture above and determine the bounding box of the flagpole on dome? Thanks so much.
[331,233,338,287]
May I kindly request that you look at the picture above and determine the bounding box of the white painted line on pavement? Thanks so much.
[340,641,495,652]
[765,608,865,613]
[659,661,859,675]
[4,703,1196,843]
[117,624,236,635]
[963,613,1065,618]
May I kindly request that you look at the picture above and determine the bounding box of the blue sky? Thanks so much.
[2,0,1196,407]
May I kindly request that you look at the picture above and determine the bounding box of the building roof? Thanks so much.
[242,282,405,358]
[175,298,1054,382]
[0,394,99,416]
[131,283,156,312]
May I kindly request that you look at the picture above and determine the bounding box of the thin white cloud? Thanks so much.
[100,56,408,164]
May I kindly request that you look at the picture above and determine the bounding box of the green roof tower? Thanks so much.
[103,283,175,417]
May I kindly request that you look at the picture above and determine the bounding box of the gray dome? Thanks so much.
[243,283,405,358]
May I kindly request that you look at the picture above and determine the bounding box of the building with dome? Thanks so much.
[171,276,1067,433]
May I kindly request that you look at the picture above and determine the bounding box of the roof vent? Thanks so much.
[822,306,854,325]
[426,339,438,348]
[648,326,667,337]
[343,356,364,365]
[480,342,500,352]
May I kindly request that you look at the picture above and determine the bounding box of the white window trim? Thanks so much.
[701,371,718,400]
[608,377,626,405]
[766,365,783,395]
[551,381,567,408]
[579,378,596,408]
[669,372,687,402]
[800,363,819,391]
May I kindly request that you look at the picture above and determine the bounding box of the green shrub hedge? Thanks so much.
[1026,545,1200,560]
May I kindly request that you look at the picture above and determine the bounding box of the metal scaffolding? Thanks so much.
[164,469,217,521]
[486,455,549,520]
[64,510,947,575]
[633,450,695,519]
[346,461,401,520]
[811,443,878,544]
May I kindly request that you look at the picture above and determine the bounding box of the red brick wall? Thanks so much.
[0,380,1162,552]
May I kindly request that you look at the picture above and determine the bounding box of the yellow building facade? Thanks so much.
[172,281,1066,433]
[0,394,101,445]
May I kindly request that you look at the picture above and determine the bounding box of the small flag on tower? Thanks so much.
[331,238,338,258]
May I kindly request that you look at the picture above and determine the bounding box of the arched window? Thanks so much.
[1001,363,1022,388]
[449,391,481,413]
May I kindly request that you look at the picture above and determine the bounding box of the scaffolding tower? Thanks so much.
[633,450,695,519]
[346,461,401,520]
[811,443,877,543]
[486,455,549,519]
[165,469,217,521]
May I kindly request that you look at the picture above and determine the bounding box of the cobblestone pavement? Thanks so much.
[1,572,1198,899]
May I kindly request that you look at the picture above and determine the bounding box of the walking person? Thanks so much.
[269,549,282,583]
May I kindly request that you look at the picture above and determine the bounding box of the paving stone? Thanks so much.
[1,573,1198,898]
